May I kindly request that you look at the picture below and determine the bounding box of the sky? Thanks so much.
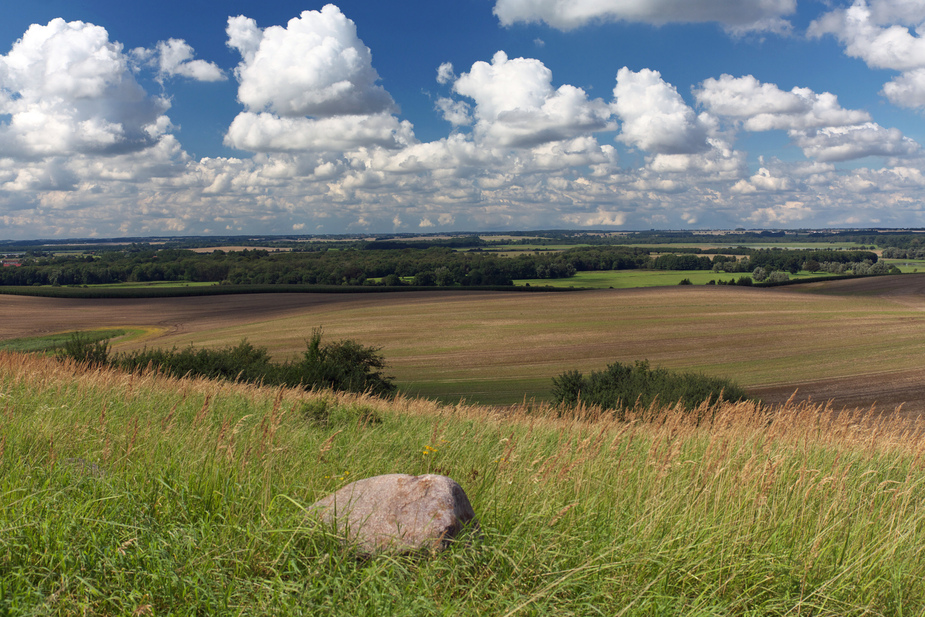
[2,1,925,239]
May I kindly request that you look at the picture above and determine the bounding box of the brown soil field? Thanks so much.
[3,275,925,413]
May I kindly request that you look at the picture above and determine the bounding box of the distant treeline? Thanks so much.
[0,244,881,288]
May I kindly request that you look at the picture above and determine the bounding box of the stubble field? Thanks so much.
[3,275,925,412]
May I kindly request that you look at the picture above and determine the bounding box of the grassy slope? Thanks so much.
[2,352,924,615]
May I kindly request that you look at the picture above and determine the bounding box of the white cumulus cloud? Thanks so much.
[493,0,795,33]
[449,51,613,148]
[224,112,415,152]
[224,5,408,154]
[810,0,925,109]
[0,18,170,159]
[226,6,395,118]
[695,74,870,131]
[132,39,225,83]
[790,122,920,162]
[613,67,711,155]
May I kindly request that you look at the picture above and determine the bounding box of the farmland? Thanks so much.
[6,232,925,613]
[2,275,925,411]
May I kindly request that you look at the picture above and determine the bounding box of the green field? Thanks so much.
[883,258,925,273]
[0,329,127,353]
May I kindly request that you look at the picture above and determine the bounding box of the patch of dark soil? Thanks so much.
[750,368,925,419]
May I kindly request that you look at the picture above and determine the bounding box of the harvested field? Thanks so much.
[3,275,925,412]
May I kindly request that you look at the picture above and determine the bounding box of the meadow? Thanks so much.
[2,351,925,615]
[2,277,925,410]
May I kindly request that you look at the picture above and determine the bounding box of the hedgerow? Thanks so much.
[552,360,748,419]
[58,329,396,396]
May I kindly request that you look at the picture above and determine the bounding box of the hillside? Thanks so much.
[1,352,924,614]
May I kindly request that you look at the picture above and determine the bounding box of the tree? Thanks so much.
[767,271,790,283]
[291,329,395,396]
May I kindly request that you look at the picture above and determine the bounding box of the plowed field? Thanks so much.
[3,276,925,413]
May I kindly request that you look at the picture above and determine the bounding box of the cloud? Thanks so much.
[224,5,409,154]
[730,167,792,193]
[492,0,795,33]
[436,97,472,126]
[448,51,614,148]
[789,122,920,162]
[695,74,870,131]
[562,207,627,226]
[0,18,170,159]
[881,67,925,108]
[224,112,414,152]
[226,6,395,118]
[132,39,225,83]
[613,67,711,154]
[747,201,813,225]
[810,0,925,108]
[436,62,456,85]
[694,74,921,163]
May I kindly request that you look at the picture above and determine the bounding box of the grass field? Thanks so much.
[0,329,126,353]
[883,258,925,273]
[3,352,925,614]
[2,276,925,411]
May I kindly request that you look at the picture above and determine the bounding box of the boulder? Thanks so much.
[310,473,479,555]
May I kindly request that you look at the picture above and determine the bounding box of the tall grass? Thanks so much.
[1,351,924,615]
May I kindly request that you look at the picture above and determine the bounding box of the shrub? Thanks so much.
[767,271,790,283]
[59,330,396,397]
[57,331,110,366]
[551,360,748,419]
[280,329,395,397]
[116,340,273,382]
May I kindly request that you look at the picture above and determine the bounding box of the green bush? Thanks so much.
[116,340,273,382]
[552,360,748,419]
[58,330,396,397]
[56,331,110,366]
[278,329,395,397]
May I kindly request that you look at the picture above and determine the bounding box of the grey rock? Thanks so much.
[311,474,479,555]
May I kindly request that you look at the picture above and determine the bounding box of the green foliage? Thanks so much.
[116,340,274,383]
[281,329,396,397]
[552,360,748,418]
[58,331,396,397]
[299,398,383,428]
[57,331,111,366]
[0,329,125,354]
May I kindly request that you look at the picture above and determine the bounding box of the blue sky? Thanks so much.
[2,0,925,239]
